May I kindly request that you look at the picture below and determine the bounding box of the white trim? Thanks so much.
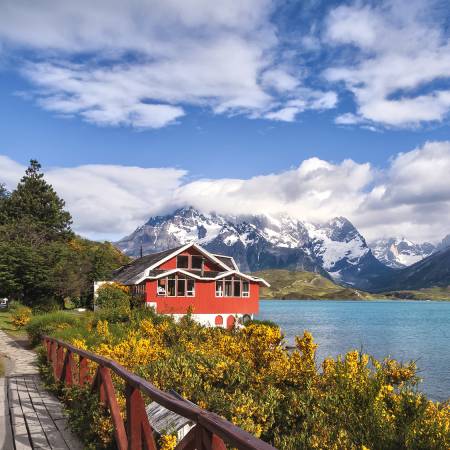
[121,242,270,287]
[133,267,270,287]
[141,242,232,278]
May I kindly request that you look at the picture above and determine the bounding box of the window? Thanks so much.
[177,255,189,268]
[191,255,203,270]
[215,280,223,297]
[167,277,176,296]
[233,279,241,297]
[242,281,249,297]
[187,279,195,296]
[158,275,195,297]
[177,277,186,296]
[224,278,232,297]
[157,279,166,296]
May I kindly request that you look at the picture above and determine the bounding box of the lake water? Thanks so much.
[256,300,450,401]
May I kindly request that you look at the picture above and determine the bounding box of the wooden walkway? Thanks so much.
[0,330,82,450]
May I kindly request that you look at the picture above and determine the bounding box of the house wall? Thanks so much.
[156,247,223,272]
[168,313,252,329]
[145,279,259,315]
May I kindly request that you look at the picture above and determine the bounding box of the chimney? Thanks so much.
[201,257,205,277]
[140,245,143,259]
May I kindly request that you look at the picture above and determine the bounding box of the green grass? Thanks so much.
[0,309,28,338]
[386,286,450,300]
[253,269,375,300]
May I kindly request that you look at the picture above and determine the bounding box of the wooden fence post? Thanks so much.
[126,383,157,450]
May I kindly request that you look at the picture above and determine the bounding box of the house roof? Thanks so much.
[213,254,238,270]
[112,246,185,284]
[111,242,269,286]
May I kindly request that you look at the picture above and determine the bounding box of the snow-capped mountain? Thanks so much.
[116,207,392,290]
[369,238,436,269]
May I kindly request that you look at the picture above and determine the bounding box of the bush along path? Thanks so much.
[0,329,82,449]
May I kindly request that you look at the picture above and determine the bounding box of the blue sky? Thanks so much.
[0,0,449,242]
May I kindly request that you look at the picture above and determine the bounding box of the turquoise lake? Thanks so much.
[256,300,450,401]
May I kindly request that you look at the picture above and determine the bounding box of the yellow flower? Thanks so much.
[160,434,177,450]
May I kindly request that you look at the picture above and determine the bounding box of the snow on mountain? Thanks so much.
[115,206,391,289]
[369,238,436,269]
[306,217,369,271]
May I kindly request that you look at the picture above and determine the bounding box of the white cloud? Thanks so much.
[3,141,450,242]
[0,157,187,240]
[0,0,337,128]
[325,0,450,127]
[335,113,364,125]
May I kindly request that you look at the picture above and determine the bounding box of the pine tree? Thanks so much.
[0,183,10,224]
[5,160,72,239]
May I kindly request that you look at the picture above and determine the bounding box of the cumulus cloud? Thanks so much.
[2,141,450,242]
[0,0,336,128]
[1,159,187,240]
[325,0,450,127]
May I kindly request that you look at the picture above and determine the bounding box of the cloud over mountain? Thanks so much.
[2,141,450,242]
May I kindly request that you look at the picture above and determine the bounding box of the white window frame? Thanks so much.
[187,279,195,297]
[242,281,250,298]
[167,277,176,297]
[215,280,224,297]
[157,279,166,296]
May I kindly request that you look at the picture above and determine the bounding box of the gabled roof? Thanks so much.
[112,246,185,284]
[111,242,269,286]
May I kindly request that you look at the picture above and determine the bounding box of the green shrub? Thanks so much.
[32,297,61,314]
[26,311,83,346]
[95,283,130,310]
[245,318,279,328]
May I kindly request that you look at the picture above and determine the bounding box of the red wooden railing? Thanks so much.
[43,336,277,450]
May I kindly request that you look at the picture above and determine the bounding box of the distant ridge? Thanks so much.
[115,206,393,291]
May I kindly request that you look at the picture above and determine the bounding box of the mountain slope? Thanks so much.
[116,207,394,289]
[370,238,436,268]
[372,247,450,292]
[253,270,374,300]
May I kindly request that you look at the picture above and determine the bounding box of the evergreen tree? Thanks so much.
[0,161,127,308]
[5,160,72,238]
[0,183,10,224]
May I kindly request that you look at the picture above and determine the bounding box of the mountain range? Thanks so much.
[115,206,411,292]
[369,236,450,269]
[115,207,450,293]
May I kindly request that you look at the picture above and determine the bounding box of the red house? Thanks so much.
[100,242,269,328]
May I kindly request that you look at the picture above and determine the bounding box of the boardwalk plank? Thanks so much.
[0,330,83,450]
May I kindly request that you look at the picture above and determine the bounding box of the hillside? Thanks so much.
[252,269,374,300]
[371,247,450,292]
[387,287,450,300]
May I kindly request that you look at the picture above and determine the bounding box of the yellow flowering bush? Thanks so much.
[42,307,449,450]
[11,305,32,328]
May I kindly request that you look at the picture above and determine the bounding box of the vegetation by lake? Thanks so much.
[28,285,450,450]
[254,269,450,301]
[253,269,375,300]
[387,286,450,300]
